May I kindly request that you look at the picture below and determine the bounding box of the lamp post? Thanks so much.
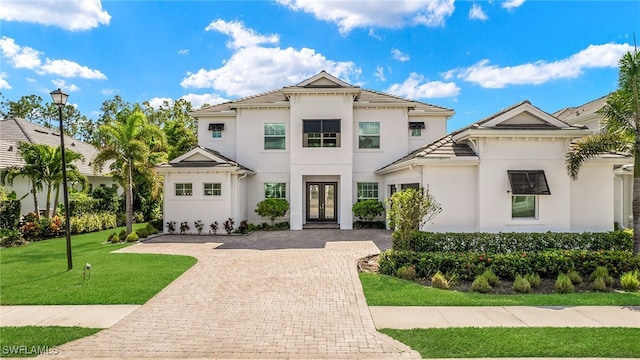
[50,88,72,271]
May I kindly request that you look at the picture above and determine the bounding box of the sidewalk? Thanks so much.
[2,305,638,329]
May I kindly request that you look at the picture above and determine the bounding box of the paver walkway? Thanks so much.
[51,238,419,359]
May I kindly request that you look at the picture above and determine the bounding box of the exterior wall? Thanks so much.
[197,114,237,159]
[408,114,448,153]
[353,108,408,173]
[570,163,615,232]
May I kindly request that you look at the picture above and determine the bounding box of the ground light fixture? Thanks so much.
[50,88,73,270]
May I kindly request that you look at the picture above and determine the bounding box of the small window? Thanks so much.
[357,182,378,201]
[411,129,422,137]
[209,123,224,139]
[409,122,425,137]
[264,123,286,150]
[401,183,420,190]
[358,122,380,149]
[507,170,550,195]
[175,183,193,196]
[303,119,341,147]
[203,183,221,196]
[264,182,286,199]
[512,195,536,218]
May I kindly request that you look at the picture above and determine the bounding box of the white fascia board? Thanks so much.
[452,128,592,142]
[376,157,479,175]
[155,165,254,175]
[231,102,290,109]
[408,108,455,117]
[189,109,236,118]
[484,103,569,128]
[282,87,361,97]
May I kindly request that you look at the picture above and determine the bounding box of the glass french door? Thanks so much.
[307,182,337,221]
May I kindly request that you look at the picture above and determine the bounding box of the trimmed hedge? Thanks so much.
[378,249,640,281]
[393,230,633,253]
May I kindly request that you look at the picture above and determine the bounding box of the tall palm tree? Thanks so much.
[93,107,166,235]
[41,146,87,218]
[0,142,47,219]
[566,50,640,254]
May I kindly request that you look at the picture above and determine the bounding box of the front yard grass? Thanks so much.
[381,327,640,358]
[360,273,640,306]
[0,225,197,305]
[0,326,102,358]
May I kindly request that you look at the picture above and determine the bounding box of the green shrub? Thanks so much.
[118,229,127,241]
[555,273,575,293]
[136,229,149,238]
[133,212,145,223]
[109,232,120,243]
[482,269,499,287]
[471,275,492,293]
[0,197,21,230]
[525,273,541,289]
[513,274,532,293]
[352,199,385,222]
[567,270,583,285]
[255,199,289,226]
[145,223,159,234]
[0,228,22,247]
[125,232,139,242]
[590,266,614,286]
[620,271,640,291]
[396,265,416,281]
[592,277,607,291]
[386,188,442,233]
[91,185,119,213]
[431,271,450,290]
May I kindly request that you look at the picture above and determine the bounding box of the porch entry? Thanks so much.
[306,182,337,222]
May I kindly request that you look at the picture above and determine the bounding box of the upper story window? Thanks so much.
[409,122,425,137]
[264,123,286,150]
[357,182,378,201]
[303,119,340,148]
[203,183,222,196]
[175,183,193,196]
[264,182,286,199]
[358,122,380,149]
[209,123,224,139]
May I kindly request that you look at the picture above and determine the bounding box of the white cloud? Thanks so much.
[178,49,189,55]
[0,73,11,90]
[0,0,111,31]
[386,73,460,98]
[469,3,488,20]
[451,43,634,88]
[502,0,525,10]
[391,48,410,62]
[182,21,360,97]
[374,66,386,81]
[205,19,279,49]
[39,59,106,79]
[101,88,117,96]
[181,93,229,109]
[276,0,455,34]
[51,79,79,92]
[0,37,106,80]
[146,97,174,109]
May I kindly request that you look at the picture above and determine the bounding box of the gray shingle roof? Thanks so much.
[157,146,255,173]
[0,118,108,176]
[553,95,608,123]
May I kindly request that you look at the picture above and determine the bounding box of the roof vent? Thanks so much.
[71,142,75,146]
[8,145,13,151]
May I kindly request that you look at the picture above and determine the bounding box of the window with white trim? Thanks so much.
[357,182,378,201]
[512,196,536,218]
[175,183,193,196]
[264,123,286,150]
[358,122,380,149]
[264,182,286,199]
[507,170,550,219]
[203,183,222,196]
[209,123,224,139]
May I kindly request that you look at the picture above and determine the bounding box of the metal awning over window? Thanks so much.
[507,170,551,195]
[208,123,224,131]
[409,121,425,130]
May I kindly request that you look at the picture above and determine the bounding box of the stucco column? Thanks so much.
[290,170,303,230]
[340,171,353,229]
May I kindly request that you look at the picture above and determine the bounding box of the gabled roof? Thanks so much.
[190,71,453,116]
[156,146,255,173]
[0,118,108,176]
[553,95,608,124]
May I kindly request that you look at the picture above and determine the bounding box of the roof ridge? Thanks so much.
[13,118,34,143]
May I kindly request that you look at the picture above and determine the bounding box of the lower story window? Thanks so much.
[512,195,536,218]
[175,183,193,196]
[357,182,378,201]
[204,183,222,196]
[265,182,286,199]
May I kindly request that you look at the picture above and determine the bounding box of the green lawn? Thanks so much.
[0,326,102,358]
[360,273,640,306]
[0,225,197,305]
[381,327,640,358]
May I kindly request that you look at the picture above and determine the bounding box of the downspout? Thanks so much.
[409,162,424,187]
[235,171,249,222]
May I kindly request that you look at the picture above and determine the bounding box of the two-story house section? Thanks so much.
[157,71,453,230]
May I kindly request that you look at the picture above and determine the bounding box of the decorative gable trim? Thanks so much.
[296,70,353,88]
[170,146,229,164]
[482,101,569,129]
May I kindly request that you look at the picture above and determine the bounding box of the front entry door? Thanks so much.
[307,182,337,221]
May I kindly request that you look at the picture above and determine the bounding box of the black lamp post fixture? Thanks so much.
[50,88,73,271]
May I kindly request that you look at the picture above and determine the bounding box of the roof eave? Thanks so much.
[375,156,480,175]
[452,128,592,142]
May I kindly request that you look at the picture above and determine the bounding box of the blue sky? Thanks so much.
[1,0,638,131]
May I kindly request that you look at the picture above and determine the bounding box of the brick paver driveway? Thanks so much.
[54,231,419,359]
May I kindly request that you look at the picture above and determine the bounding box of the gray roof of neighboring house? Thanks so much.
[191,72,453,115]
[553,95,608,123]
[0,118,108,176]
[157,146,255,173]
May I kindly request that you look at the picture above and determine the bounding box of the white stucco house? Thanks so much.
[0,118,117,215]
[157,72,626,233]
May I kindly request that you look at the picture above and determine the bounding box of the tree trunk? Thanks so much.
[126,163,133,235]
[634,135,640,255]
[44,184,52,218]
[52,185,60,217]
[31,182,40,220]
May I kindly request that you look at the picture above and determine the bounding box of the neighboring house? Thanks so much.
[157,72,626,233]
[0,118,117,215]
[554,96,633,229]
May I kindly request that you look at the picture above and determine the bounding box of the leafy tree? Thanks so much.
[93,106,167,235]
[1,142,46,218]
[352,199,385,222]
[566,49,640,255]
[255,198,289,226]
[143,98,197,159]
[386,188,442,232]
[39,145,87,218]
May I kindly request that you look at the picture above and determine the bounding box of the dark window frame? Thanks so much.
[303,119,341,148]
[507,170,551,195]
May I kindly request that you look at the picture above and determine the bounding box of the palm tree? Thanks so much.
[0,142,47,219]
[566,49,640,254]
[42,146,87,218]
[93,107,166,235]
